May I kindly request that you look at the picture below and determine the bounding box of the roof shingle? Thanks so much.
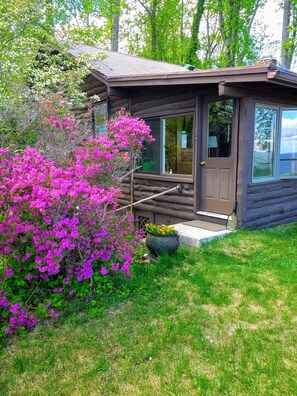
[69,44,187,78]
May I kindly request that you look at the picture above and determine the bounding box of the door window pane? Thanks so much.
[253,106,276,179]
[140,118,161,173]
[162,116,193,175]
[280,110,297,177]
[207,100,233,158]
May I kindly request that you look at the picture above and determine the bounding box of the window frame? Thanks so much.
[141,113,195,177]
[252,103,297,183]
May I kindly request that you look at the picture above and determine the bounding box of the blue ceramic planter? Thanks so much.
[146,232,179,256]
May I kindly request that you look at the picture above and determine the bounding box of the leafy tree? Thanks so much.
[123,0,266,68]
[127,0,193,64]
[0,0,93,149]
[50,0,124,50]
[204,0,265,67]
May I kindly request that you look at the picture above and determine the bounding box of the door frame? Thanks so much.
[197,95,239,214]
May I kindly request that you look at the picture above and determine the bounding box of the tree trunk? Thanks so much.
[150,0,158,58]
[187,0,205,65]
[111,0,121,51]
[281,0,292,68]
[137,0,159,59]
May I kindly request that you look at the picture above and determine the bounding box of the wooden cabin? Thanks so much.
[70,45,297,229]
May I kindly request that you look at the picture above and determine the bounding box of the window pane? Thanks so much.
[163,116,193,175]
[93,102,108,135]
[280,110,297,177]
[253,106,276,179]
[140,118,161,173]
[208,100,233,158]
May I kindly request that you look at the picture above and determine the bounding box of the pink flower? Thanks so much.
[100,267,108,276]
[49,310,55,317]
[5,268,13,277]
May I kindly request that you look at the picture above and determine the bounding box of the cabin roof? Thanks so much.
[70,44,297,91]
[69,44,187,78]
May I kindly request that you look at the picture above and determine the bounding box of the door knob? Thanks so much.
[200,161,206,166]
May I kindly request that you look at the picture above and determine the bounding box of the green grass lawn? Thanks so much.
[1,223,297,395]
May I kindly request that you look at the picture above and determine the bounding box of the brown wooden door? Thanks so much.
[200,98,238,214]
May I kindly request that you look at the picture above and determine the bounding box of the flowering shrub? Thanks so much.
[145,224,177,236]
[41,93,76,131]
[0,108,153,335]
[107,109,153,151]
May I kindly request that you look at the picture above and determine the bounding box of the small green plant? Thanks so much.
[145,223,177,236]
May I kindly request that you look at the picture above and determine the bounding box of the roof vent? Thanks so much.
[255,55,278,66]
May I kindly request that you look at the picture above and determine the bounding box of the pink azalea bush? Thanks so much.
[41,93,76,131]
[107,108,152,150]
[0,107,154,335]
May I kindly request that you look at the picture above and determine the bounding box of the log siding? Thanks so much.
[245,180,297,228]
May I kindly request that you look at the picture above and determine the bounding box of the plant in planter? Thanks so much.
[145,223,179,257]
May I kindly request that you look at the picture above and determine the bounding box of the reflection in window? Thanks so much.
[139,115,193,175]
[208,100,233,158]
[162,116,193,175]
[253,106,276,179]
[93,102,108,135]
[141,118,161,173]
[280,110,297,177]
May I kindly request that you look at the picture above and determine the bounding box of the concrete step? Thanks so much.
[196,211,228,226]
[173,223,232,248]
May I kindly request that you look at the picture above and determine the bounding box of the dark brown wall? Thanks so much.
[120,177,197,226]
[245,180,297,228]
[237,94,297,229]
[236,97,254,228]
[131,86,196,118]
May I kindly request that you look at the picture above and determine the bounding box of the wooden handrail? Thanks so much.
[116,184,182,212]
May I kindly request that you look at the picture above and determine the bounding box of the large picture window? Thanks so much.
[280,110,297,177]
[140,115,194,176]
[253,104,297,181]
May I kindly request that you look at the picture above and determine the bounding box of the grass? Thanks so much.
[1,223,297,395]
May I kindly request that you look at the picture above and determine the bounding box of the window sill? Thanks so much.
[134,173,194,183]
[249,177,297,187]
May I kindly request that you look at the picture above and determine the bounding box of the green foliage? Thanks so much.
[126,0,194,65]
[123,0,266,68]
[0,0,103,149]
[1,224,297,394]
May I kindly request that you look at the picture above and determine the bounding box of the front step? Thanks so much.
[174,222,232,248]
[196,211,228,226]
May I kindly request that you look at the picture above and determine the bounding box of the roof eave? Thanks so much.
[267,69,297,89]
[106,68,270,87]
[90,63,297,90]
